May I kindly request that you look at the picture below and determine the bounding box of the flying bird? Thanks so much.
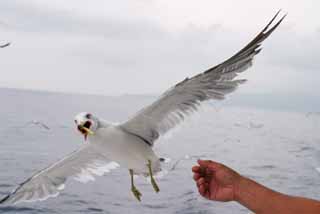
[0,42,10,48]
[0,11,286,204]
[23,120,50,130]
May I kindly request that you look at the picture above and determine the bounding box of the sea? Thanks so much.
[0,87,319,214]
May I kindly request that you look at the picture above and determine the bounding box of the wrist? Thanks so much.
[233,174,248,202]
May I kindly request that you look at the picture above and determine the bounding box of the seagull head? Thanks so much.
[74,112,98,140]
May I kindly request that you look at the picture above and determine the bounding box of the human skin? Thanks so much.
[192,160,320,214]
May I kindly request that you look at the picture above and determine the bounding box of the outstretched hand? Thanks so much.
[192,160,242,202]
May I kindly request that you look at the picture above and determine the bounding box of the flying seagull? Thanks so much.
[19,120,50,130]
[0,42,10,48]
[0,11,286,204]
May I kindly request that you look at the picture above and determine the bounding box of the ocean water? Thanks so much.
[0,88,319,213]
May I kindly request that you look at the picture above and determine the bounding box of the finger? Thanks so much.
[199,184,207,196]
[196,177,206,187]
[193,173,201,181]
[198,159,221,171]
[204,189,210,199]
[192,165,201,173]
[204,168,214,181]
[202,182,210,199]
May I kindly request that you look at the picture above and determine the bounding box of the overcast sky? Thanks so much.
[0,0,319,96]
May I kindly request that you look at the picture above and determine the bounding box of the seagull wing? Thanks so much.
[39,122,50,130]
[120,11,285,145]
[0,144,119,205]
[0,42,10,48]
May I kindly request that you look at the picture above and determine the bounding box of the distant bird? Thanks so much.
[249,122,264,129]
[24,120,50,130]
[306,112,320,118]
[0,11,286,205]
[0,42,10,48]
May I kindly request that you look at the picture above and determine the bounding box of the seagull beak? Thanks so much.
[78,125,94,135]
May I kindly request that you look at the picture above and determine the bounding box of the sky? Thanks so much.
[0,0,319,96]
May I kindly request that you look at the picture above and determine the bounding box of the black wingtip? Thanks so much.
[0,194,10,204]
[0,42,10,48]
[263,12,287,38]
[280,13,288,22]
[262,9,281,32]
[262,9,287,33]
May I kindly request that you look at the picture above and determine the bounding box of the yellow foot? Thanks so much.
[147,160,160,193]
[131,186,142,201]
[151,178,160,193]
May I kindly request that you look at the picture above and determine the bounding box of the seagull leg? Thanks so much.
[129,169,142,201]
[147,160,160,193]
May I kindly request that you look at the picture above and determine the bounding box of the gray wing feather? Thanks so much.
[0,144,119,205]
[0,42,10,48]
[120,11,285,145]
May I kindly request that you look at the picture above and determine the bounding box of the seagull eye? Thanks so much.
[74,120,77,124]
[85,114,92,119]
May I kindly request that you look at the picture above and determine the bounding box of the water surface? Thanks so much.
[0,88,319,213]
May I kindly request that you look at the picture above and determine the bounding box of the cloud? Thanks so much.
[0,0,319,96]
[0,0,165,39]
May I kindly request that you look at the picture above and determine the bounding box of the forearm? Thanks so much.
[235,176,320,214]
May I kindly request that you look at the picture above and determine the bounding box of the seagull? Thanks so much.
[0,11,286,204]
[0,42,10,48]
[23,120,50,130]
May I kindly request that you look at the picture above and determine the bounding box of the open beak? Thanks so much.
[78,125,94,135]
[77,123,94,141]
[75,121,94,140]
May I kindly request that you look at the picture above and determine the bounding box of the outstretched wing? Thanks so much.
[0,42,10,48]
[0,144,119,205]
[120,11,286,145]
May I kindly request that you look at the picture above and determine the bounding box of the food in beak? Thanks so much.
[77,121,94,135]
[79,126,94,135]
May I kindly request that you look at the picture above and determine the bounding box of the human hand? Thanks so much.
[192,160,242,202]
